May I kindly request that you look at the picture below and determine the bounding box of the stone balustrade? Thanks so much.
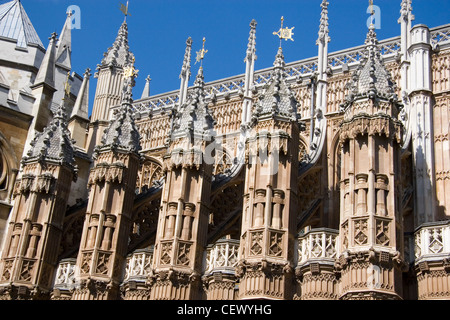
[54,258,77,290]
[204,239,239,275]
[123,248,153,283]
[298,228,339,265]
[415,221,450,262]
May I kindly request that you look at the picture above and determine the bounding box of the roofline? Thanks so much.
[128,22,450,114]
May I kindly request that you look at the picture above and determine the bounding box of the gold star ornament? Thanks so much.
[273,16,295,42]
[196,38,208,64]
[124,58,139,79]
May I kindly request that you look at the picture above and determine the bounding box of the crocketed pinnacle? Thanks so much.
[180,37,193,79]
[342,24,397,109]
[399,0,414,22]
[317,0,330,44]
[101,20,135,68]
[97,103,141,156]
[23,101,76,168]
[172,66,215,138]
[245,19,257,62]
[96,61,141,156]
[253,47,298,122]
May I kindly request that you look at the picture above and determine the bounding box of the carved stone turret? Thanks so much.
[86,20,135,155]
[149,65,215,300]
[336,24,406,300]
[237,45,301,300]
[71,61,141,300]
[0,101,77,300]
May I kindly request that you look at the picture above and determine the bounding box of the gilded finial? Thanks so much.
[64,71,71,97]
[196,37,208,66]
[123,57,139,79]
[273,16,295,48]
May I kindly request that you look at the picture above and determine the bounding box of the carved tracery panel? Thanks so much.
[128,196,161,252]
[137,158,163,193]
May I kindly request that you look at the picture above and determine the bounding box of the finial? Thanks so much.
[63,71,71,98]
[49,32,58,42]
[84,68,92,79]
[120,1,131,22]
[273,16,295,49]
[195,37,208,67]
[145,75,152,83]
[246,19,257,62]
[399,0,414,23]
[180,37,193,79]
[123,58,138,80]
[122,58,139,104]
[317,0,330,44]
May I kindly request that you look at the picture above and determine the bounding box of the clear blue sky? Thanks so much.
[14,0,450,114]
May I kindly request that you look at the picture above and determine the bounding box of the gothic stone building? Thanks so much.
[0,0,449,300]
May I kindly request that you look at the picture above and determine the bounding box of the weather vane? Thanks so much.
[273,16,295,47]
[369,0,375,24]
[120,1,131,21]
[196,37,208,66]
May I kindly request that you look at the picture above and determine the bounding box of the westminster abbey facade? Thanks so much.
[0,0,449,300]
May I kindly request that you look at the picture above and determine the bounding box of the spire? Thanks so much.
[179,37,193,106]
[242,19,258,125]
[252,17,297,123]
[70,68,91,120]
[273,46,286,70]
[96,60,141,155]
[317,0,330,45]
[141,75,151,99]
[341,24,397,110]
[56,10,73,70]
[101,20,135,68]
[34,32,58,88]
[316,0,330,79]
[253,47,298,122]
[22,100,76,168]
[399,0,414,23]
[399,0,414,63]
[172,63,215,138]
[180,37,193,79]
[245,19,257,63]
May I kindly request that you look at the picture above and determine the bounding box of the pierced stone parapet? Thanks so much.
[123,248,153,283]
[202,239,240,300]
[54,258,78,289]
[203,239,239,276]
[296,228,339,300]
[52,259,77,300]
[414,221,450,262]
[414,221,450,300]
[298,228,339,265]
[121,248,153,300]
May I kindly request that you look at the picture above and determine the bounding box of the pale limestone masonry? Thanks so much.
[0,0,449,300]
